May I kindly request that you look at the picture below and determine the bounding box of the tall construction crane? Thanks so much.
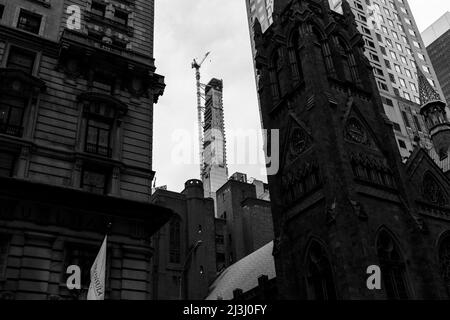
[191,51,211,177]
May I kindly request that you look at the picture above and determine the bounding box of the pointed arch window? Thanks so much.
[377,230,409,299]
[288,28,304,83]
[269,49,282,101]
[439,235,450,293]
[306,241,337,300]
[336,38,353,82]
[169,218,181,264]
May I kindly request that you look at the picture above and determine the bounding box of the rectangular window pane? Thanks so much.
[17,9,42,34]
[81,170,107,195]
[7,46,36,74]
[0,152,15,177]
[85,119,111,157]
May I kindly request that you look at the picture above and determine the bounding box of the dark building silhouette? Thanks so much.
[151,177,274,300]
[253,0,450,299]
[0,0,170,299]
[151,180,218,300]
[216,173,274,264]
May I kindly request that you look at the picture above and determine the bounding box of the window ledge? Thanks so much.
[26,0,51,8]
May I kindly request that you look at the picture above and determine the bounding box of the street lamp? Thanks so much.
[179,240,203,300]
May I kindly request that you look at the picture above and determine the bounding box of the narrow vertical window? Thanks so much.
[269,50,282,100]
[306,241,337,300]
[169,219,181,264]
[288,28,303,82]
[336,38,352,82]
[377,230,409,299]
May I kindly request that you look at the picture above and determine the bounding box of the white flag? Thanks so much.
[87,236,107,300]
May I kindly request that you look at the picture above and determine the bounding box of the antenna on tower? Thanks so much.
[192,51,211,177]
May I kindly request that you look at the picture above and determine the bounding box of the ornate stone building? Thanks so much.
[0,0,170,299]
[253,0,450,299]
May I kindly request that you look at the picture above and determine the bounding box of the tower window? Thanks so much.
[0,5,4,20]
[169,219,181,264]
[17,9,42,34]
[336,38,352,82]
[288,28,303,83]
[306,242,336,300]
[377,231,409,299]
[269,48,283,100]
[7,46,36,74]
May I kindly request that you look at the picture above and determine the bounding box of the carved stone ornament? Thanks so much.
[345,117,368,144]
[349,198,368,220]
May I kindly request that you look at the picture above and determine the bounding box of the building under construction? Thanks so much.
[202,78,228,214]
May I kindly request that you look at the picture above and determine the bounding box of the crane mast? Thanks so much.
[191,52,210,177]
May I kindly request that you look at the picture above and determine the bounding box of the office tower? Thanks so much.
[422,12,450,107]
[202,78,228,213]
[0,0,169,299]
[246,0,445,160]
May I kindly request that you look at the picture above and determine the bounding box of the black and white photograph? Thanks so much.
[0,0,450,313]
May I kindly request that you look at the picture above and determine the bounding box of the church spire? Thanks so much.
[417,63,450,157]
[417,63,444,108]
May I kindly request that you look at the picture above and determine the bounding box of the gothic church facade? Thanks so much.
[253,0,450,299]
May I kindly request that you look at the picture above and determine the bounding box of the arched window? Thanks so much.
[269,49,282,100]
[423,172,448,207]
[438,235,450,293]
[288,28,304,82]
[336,38,352,82]
[376,230,409,299]
[306,241,337,300]
[169,219,181,264]
[312,27,327,70]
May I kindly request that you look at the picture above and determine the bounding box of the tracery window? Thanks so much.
[288,28,304,83]
[336,38,352,82]
[306,241,336,300]
[377,230,409,299]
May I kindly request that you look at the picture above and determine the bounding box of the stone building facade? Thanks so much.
[151,178,274,300]
[150,180,217,300]
[0,0,169,299]
[216,174,274,265]
[253,0,450,299]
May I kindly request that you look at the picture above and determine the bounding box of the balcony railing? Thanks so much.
[0,124,23,137]
[85,143,112,158]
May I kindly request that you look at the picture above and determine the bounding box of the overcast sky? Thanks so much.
[153,0,450,192]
